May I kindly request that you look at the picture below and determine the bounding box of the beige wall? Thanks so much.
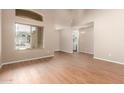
[80,9,124,63]
[79,26,94,54]
[1,9,56,63]
[0,10,1,64]
[54,30,60,51]
[59,28,73,53]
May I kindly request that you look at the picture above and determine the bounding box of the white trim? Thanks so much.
[80,51,94,55]
[94,57,124,65]
[16,17,44,27]
[1,55,54,67]
[60,50,73,53]
[54,49,60,52]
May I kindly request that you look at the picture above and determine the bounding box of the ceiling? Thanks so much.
[38,9,86,30]
[53,9,85,29]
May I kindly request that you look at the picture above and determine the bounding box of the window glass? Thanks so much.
[15,23,43,50]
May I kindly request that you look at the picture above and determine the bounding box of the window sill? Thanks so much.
[16,47,44,51]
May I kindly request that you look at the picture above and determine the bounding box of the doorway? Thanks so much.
[72,30,79,52]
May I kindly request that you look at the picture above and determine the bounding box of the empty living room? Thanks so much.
[0,9,124,84]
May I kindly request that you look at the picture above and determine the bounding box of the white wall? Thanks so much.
[1,9,55,63]
[80,9,124,64]
[60,28,73,53]
[79,26,94,54]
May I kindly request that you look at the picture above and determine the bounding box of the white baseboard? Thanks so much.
[1,55,54,67]
[54,49,60,52]
[80,51,94,55]
[94,57,124,65]
[60,50,73,53]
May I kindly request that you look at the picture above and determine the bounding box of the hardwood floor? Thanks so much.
[0,51,124,84]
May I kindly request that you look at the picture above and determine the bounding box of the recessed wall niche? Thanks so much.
[16,9,43,22]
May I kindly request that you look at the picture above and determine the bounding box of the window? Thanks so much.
[15,23,43,50]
